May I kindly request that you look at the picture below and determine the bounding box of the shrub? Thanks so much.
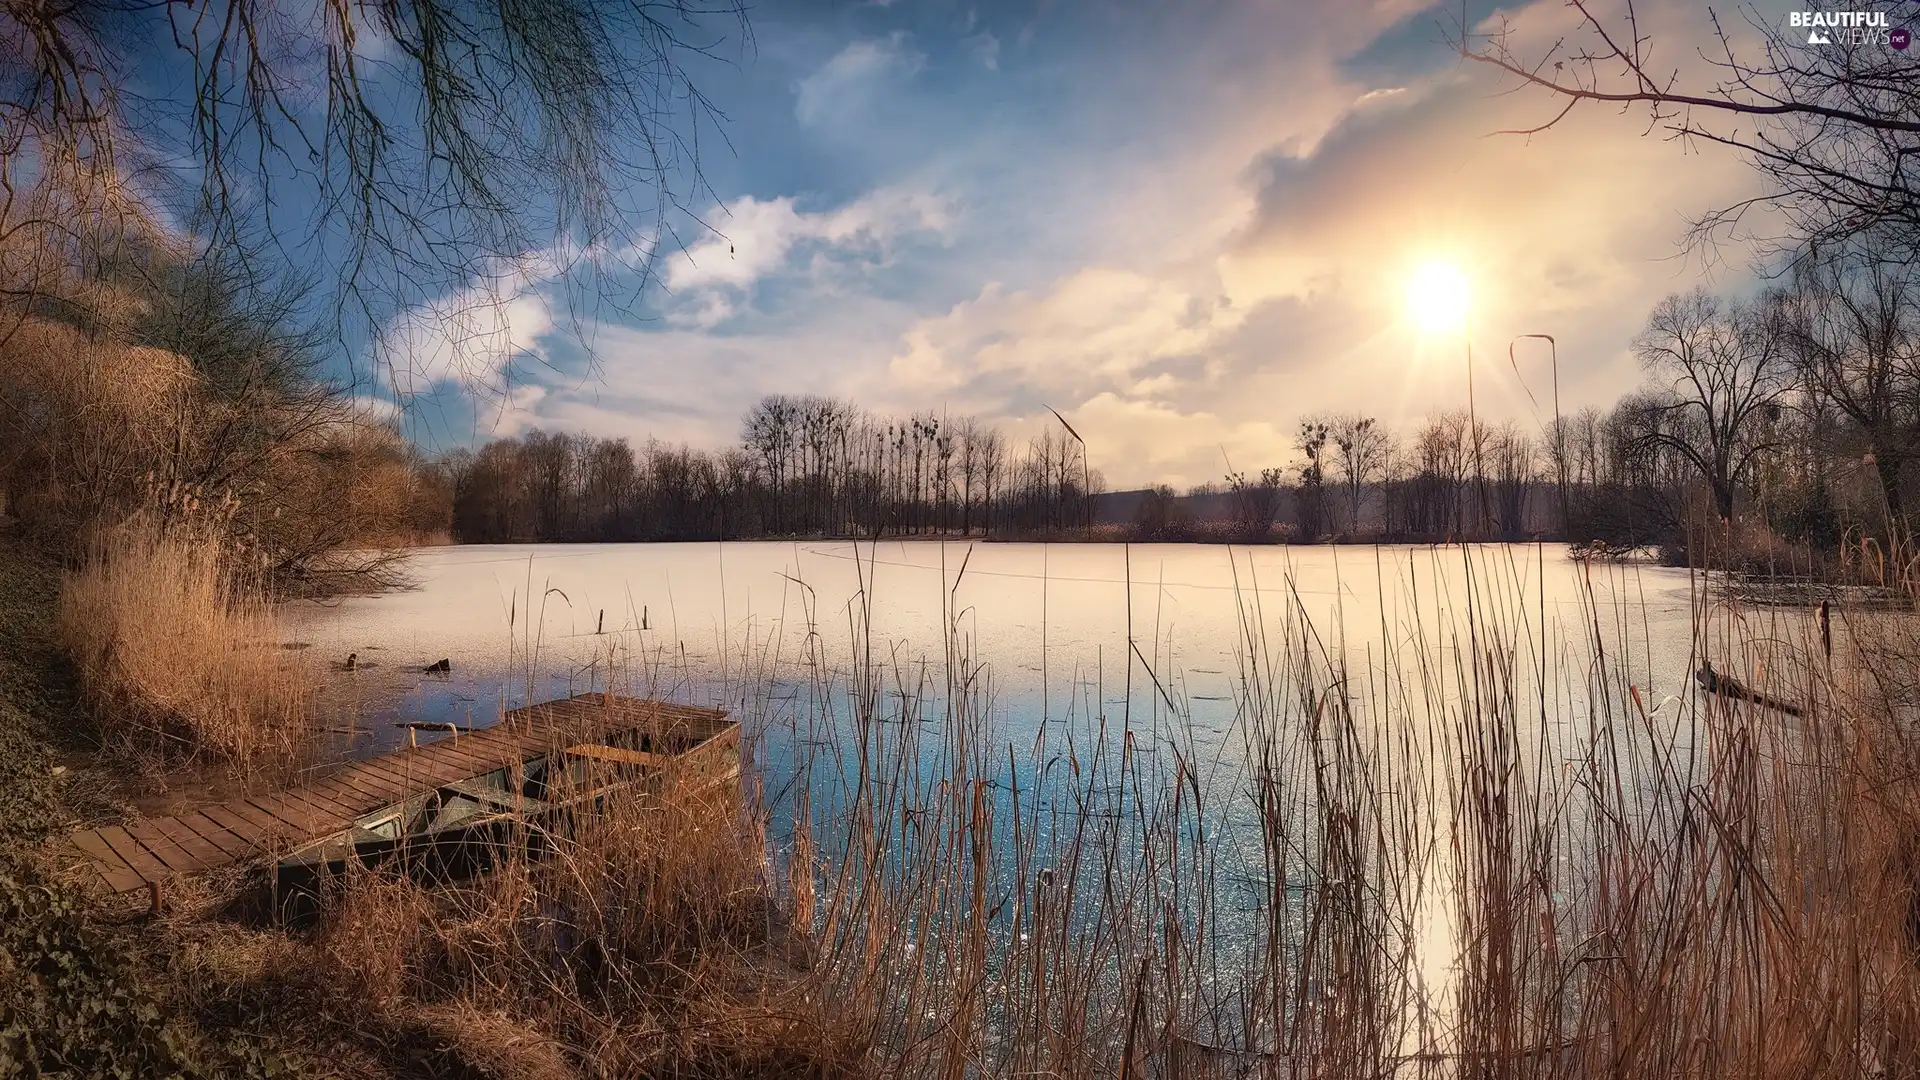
[1131,485,1189,541]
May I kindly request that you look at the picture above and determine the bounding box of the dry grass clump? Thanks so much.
[1410,544,1920,1077]
[720,542,1920,1077]
[253,773,870,1079]
[57,519,313,769]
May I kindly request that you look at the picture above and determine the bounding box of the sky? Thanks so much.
[386,0,1791,490]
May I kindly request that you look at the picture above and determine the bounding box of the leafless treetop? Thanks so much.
[0,0,749,407]
[1457,1,1919,261]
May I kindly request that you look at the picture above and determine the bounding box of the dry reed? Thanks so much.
[57,518,314,770]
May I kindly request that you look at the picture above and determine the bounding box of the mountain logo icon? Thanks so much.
[1808,28,1833,44]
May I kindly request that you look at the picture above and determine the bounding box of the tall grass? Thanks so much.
[58,518,313,771]
[213,540,1920,1078]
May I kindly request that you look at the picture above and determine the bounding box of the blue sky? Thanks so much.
[385,0,1778,488]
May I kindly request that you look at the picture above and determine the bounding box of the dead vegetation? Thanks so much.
[0,287,451,595]
[56,518,316,774]
[143,773,869,1080]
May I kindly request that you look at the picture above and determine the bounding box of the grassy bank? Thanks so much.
[2,534,858,1078]
[0,539,291,1076]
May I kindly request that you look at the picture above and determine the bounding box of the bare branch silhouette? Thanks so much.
[1454,1,1920,257]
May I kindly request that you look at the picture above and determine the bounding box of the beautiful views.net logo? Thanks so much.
[1787,10,1909,48]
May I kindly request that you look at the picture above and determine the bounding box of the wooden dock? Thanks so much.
[64,694,735,902]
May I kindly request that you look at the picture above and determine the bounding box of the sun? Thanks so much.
[1404,259,1471,334]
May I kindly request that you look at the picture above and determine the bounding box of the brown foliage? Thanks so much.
[57,520,314,769]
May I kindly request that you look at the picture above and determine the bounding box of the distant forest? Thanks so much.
[444,250,1915,560]
[436,395,1704,550]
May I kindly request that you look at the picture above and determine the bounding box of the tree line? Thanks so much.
[445,400,1096,543]
[443,229,1915,560]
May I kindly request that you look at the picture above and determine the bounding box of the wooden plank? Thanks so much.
[91,860,148,894]
[411,744,479,776]
[305,775,387,812]
[331,781,408,820]
[564,743,667,769]
[70,828,131,871]
[60,696,732,894]
[94,825,170,882]
[245,795,333,834]
[70,830,148,894]
[292,784,369,821]
[147,816,230,870]
[421,733,506,763]
[332,764,411,802]
[515,720,568,747]
[122,819,201,873]
[426,741,513,777]
[436,734,513,766]
[215,799,295,843]
[336,756,412,790]
[172,811,255,860]
[202,805,286,856]
[411,749,482,786]
[196,803,272,847]
[272,786,359,825]
[437,736,505,764]
[257,798,347,839]
[351,757,424,793]
[415,751,477,785]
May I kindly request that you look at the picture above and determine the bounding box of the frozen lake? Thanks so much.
[281,540,1708,757]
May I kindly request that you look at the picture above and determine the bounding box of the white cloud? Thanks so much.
[377,251,564,400]
[795,35,925,129]
[968,32,1001,71]
[474,294,919,448]
[886,267,1244,407]
[662,188,952,326]
[484,384,553,438]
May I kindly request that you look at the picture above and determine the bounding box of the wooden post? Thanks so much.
[1820,600,1832,661]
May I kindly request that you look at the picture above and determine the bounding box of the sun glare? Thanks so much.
[1404,259,1471,334]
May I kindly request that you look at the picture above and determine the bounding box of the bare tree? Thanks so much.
[1786,229,1920,531]
[953,417,981,536]
[1,0,748,400]
[1631,288,1797,519]
[1488,422,1536,539]
[1413,411,1474,537]
[1460,2,1920,255]
[978,428,1007,539]
[1294,418,1331,542]
[1330,414,1389,536]
[1224,465,1284,542]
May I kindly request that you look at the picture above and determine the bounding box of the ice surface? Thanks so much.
[281,540,1704,746]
